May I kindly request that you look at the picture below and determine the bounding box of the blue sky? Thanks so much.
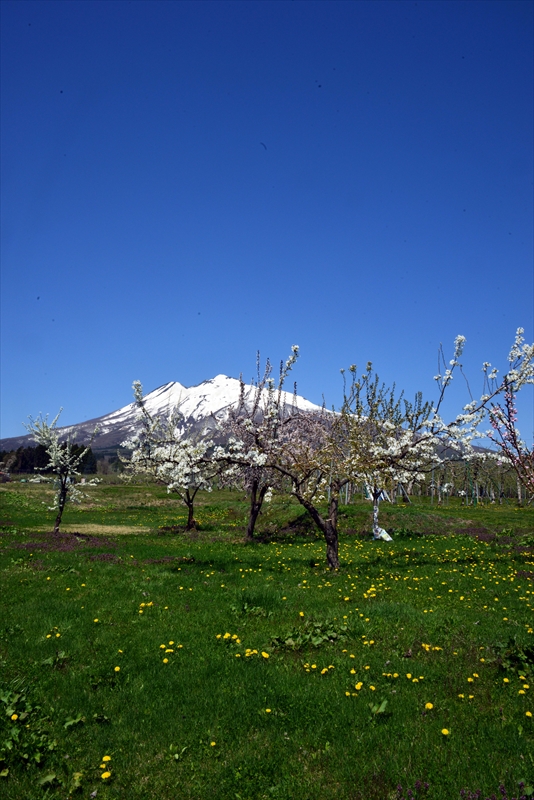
[1,0,532,441]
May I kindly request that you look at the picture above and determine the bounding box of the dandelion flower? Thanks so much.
[406,673,412,679]
[163,658,169,664]
[160,644,166,649]
[102,756,111,762]
[262,652,269,659]
[355,682,363,690]
[425,703,433,710]
[441,728,450,736]
[11,714,18,721]
[299,612,304,617]
[94,619,99,623]
[114,666,120,672]
[101,771,111,780]
[265,708,271,713]
[210,741,216,747]
[526,711,532,718]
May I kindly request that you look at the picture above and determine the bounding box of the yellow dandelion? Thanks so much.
[114,666,120,672]
[265,708,271,713]
[11,714,18,721]
[210,741,216,746]
[101,771,111,780]
[441,728,450,736]
[425,703,433,710]
[163,658,169,664]
[526,711,532,718]
[102,756,111,762]
[262,652,270,659]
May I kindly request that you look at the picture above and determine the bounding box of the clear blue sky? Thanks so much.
[1,0,532,441]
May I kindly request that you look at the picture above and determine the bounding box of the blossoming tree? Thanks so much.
[122,381,222,530]
[218,349,299,539]
[25,411,99,533]
[481,328,534,500]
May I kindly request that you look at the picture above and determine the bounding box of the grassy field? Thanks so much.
[0,482,533,800]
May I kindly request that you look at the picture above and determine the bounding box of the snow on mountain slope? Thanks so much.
[0,375,323,453]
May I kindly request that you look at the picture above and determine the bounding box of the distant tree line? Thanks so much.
[0,444,98,475]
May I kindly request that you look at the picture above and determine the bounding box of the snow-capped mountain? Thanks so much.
[0,375,323,453]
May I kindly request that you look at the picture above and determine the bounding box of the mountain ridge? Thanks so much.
[0,375,323,453]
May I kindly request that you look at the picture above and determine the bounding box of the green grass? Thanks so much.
[0,483,533,799]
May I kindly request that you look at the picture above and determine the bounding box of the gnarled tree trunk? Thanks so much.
[294,489,340,570]
[245,479,268,540]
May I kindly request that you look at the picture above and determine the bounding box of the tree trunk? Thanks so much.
[246,480,267,540]
[53,475,68,533]
[372,490,381,538]
[184,489,198,530]
[294,490,339,570]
